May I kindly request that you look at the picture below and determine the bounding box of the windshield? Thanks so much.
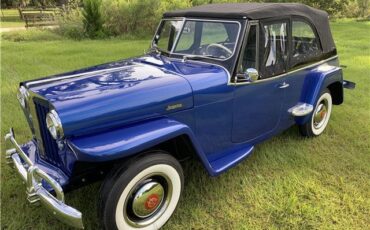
[152,19,240,60]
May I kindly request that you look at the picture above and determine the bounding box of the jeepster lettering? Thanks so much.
[166,103,183,111]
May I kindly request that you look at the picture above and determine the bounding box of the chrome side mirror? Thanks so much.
[245,68,259,82]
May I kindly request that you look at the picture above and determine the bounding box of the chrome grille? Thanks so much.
[33,98,62,166]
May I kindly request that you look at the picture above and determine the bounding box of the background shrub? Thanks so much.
[101,0,190,37]
[55,0,86,39]
[57,12,85,40]
[25,0,367,39]
[82,0,104,38]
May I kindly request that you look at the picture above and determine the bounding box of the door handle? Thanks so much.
[279,82,290,89]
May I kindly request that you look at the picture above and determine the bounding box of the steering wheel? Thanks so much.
[206,43,233,57]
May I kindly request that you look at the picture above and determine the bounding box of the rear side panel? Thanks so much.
[278,56,343,129]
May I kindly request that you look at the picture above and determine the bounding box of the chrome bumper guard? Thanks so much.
[288,103,314,117]
[4,129,84,229]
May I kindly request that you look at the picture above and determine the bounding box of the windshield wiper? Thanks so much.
[182,54,217,62]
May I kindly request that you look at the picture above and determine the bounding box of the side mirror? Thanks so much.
[245,68,259,82]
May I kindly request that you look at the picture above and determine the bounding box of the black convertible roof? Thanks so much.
[164,3,336,53]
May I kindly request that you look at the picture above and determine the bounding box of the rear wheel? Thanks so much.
[99,153,184,230]
[299,89,332,137]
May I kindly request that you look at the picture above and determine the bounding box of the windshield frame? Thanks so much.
[152,18,242,61]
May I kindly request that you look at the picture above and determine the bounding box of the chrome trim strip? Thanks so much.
[25,65,131,87]
[4,128,84,229]
[234,55,339,85]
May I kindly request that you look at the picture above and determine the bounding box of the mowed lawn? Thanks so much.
[1,20,369,229]
[0,9,25,28]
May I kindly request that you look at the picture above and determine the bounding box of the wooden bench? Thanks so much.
[19,8,61,19]
[22,12,57,28]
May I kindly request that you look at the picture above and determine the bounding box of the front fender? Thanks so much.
[67,118,213,172]
[296,64,343,125]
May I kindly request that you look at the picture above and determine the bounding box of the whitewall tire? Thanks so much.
[299,89,332,137]
[99,153,184,230]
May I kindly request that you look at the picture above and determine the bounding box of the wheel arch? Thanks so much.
[67,118,213,175]
[327,81,343,105]
[296,65,343,125]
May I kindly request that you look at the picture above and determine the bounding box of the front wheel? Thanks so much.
[99,153,184,230]
[299,89,332,137]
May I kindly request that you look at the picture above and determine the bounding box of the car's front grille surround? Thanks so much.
[33,98,62,167]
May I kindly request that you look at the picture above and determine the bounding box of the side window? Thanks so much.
[156,20,182,52]
[259,21,288,79]
[175,21,196,52]
[291,20,322,67]
[239,24,257,73]
[199,22,239,59]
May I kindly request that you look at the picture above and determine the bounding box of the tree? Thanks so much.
[82,0,103,38]
[357,0,369,17]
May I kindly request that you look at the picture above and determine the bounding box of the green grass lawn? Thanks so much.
[0,9,25,28]
[1,20,370,229]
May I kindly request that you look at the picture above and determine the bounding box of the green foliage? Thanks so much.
[82,0,104,38]
[101,0,190,36]
[57,12,86,40]
[357,0,370,17]
[56,1,86,40]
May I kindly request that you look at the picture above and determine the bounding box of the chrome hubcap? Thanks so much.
[124,174,172,227]
[132,181,165,218]
[313,101,328,129]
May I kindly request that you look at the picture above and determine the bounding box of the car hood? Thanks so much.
[25,55,199,137]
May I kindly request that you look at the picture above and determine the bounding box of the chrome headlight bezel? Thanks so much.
[46,110,64,139]
[17,86,29,109]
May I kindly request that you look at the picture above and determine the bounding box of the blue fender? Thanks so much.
[67,118,213,173]
[296,65,343,125]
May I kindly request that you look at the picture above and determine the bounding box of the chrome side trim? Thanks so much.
[234,55,339,86]
[25,65,131,87]
[4,128,84,229]
[288,103,314,117]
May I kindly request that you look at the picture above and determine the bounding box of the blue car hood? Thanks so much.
[26,56,197,137]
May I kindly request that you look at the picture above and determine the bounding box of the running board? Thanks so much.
[209,145,254,176]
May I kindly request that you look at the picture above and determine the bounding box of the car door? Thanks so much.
[232,20,290,143]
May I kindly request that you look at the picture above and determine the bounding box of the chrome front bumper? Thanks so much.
[4,128,84,229]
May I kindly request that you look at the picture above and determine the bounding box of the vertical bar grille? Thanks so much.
[33,98,61,166]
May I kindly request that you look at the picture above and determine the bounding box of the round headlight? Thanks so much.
[17,86,29,109]
[46,110,64,139]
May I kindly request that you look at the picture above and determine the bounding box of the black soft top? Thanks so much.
[164,3,336,53]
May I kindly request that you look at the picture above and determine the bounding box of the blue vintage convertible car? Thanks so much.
[5,3,355,229]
